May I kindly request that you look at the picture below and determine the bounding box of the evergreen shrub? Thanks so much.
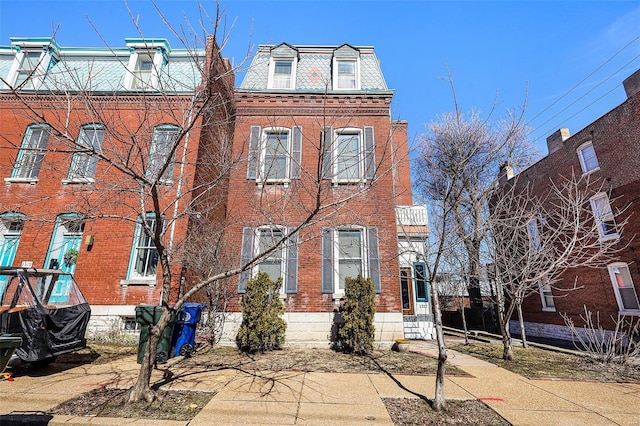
[236,272,287,353]
[339,275,376,354]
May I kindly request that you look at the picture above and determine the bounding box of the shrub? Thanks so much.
[339,275,376,354]
[236,272,287,353]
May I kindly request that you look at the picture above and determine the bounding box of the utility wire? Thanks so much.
[530,52,640,143]
[526,32,640,127]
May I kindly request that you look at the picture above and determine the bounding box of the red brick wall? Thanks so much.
[221,93,407,314]
[510,91,640,330]
[0,95,201,307]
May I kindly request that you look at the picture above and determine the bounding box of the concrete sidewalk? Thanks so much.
[0,340,639,425]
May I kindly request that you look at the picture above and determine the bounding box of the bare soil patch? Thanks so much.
[176,345,469,375]
[51,388,213,421]
[451,342,640,382]
[383,398,510,425]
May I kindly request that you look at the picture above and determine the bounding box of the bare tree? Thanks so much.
[0,5,407,404]
[488,172,626,360]
[414,77,536,410]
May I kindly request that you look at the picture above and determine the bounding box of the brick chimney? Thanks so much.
[546,128,570,155]
[623,69,640,99]
[498,162,514,185]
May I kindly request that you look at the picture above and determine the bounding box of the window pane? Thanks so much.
[338,230,363,290]
[148,127,178,181]
[273,61,292,89]
[611,266,640,310]
[258,229,283,281]
[335,133,361,180]
[263,132,289,180]
[400,269,410,310]
[15,126,49,178]
[339,230,362,258]
[337,61,356,89]
[338,260,361,290]
[580,145,599,172]
[415,263,427,300]
[133,217,159,277]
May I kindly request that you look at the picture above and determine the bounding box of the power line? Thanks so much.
[526,32,640,128]
[530,52,640,143]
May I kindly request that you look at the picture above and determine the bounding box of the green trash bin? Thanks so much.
[0,335,22,372]
[135,305,175,364]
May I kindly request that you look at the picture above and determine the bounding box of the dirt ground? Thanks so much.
[38,339,640,424]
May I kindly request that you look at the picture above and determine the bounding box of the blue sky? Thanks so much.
[1,1,639,155]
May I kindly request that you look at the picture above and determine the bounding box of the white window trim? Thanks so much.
[537,276,556,312]
[589,192,618,241]
[252,226,287,296]
[124,50,163,91]
[527,218,541,252]
[67,125,104,181]
[267,58,297,90]
[333,128,364,184]
[577,141,600,175]
[332,57,361,91]
[333,226,368,298]
[125,214,161,283]
[258,127,291,185]
[607,263,640,315]
[147,125,179,184]
[7,124,50,183]
[7,50,46,90]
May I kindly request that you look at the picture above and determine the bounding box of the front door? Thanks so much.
[400,267,414,315]
[44,216,84,304]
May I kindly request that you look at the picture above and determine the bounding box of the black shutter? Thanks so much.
[290,126,302,179]
[367,227,381,293]
[321,127,333,180]
[285,227,299,293]
[364,126,375,180]
[238,227,254,293]
[246,126,260,180]
[321,227,334,293]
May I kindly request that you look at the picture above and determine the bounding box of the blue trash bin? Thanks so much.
[172,303,206,357]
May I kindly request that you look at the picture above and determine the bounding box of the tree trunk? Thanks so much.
[127,308,173,403]
[128,324,160,403]
[495,282,514,361]
[460,301,469,345]
[516,302,528,348]
[430,281,447,411]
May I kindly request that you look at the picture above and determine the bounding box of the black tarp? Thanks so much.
[0,268,91,362]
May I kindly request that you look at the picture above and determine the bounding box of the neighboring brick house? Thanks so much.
[499,69,640,342]
[220,43,429,344]
[0,36,233,333]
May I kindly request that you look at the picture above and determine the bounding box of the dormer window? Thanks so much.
[124,39,170,91]
[267,43,298,90]
[332,44,361,91]
[6,38,60,91]
[336,60,357,89]
[14,51,42,89]
[271,61,294,89]
[132,55,154,90]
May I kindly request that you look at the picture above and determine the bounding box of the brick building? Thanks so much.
[0,36,233,333]
[499,69,640,342]
[0,38,431,345]
[218,43,431,344]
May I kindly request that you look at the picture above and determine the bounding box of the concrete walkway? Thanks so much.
[0,339,639,425]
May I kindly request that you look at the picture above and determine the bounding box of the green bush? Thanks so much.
[236,272,287,353]
[339,275,376,354]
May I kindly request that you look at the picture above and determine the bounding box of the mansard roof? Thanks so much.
[239,43,390,94]
[0,37,204,93]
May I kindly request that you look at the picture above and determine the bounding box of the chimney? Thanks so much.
[546,128,570,155]
[623,69,640,99]
[498,162,514,185]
